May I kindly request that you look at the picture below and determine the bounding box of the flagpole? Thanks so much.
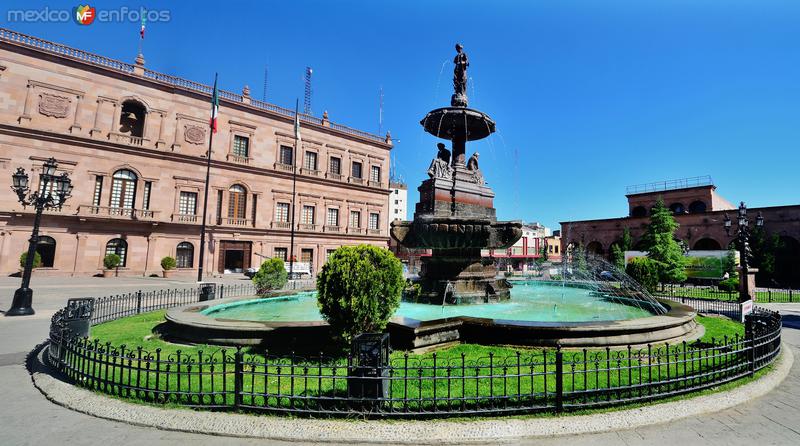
[288,99,300,279]
[197,73,218,282]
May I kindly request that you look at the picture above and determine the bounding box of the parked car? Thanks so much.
[244,267,258,278]
[599,271,615,281]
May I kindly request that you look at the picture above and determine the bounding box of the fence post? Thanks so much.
[220,284,225,300]
[234,346,243,408]
[136,290,142,315]
[790,289,793,303]
[555,345,563,413]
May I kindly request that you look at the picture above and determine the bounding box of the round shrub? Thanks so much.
[718,277,740,292]
[103,253,121,270]
[19,251,42,269]
[316,245,404,342]
[160,256,177,271]
[625,257,659,293]
[253,257,288,294]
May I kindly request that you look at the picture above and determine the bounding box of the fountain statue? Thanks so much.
[391,44,523,304]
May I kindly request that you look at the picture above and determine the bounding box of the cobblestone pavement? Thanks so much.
[0,277,798,445]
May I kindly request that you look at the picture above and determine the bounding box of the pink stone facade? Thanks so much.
[0,29,392,277]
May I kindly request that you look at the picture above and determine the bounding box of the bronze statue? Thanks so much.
[436,142,451,165]
[428,143,454,180]
[452,43,469,107]
[466,152,479,171]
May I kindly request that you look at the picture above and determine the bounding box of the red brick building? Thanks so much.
[560,177,800,287]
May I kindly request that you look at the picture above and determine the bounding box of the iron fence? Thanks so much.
[46,287,782,417]
[657,285,797,303]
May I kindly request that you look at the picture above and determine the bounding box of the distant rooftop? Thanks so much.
[0,28,389,145]
[625,175,714,195]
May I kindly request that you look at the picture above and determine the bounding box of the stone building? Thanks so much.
[484,223,561,271]
[560,177,800,287]
[0,28,392,277]
[388,181,408,224]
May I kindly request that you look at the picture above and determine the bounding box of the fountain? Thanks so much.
[390,44,523,304]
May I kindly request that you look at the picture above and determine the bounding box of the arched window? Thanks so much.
[228,184,247,220]
[688,201,707,213]
[693,238,721,250]
[110,169,138,209]
[119,100,146,137]
[105,238,128,267]
[631,206,647,218]
[36,236,56,268]
[176,242,194,268]
[669,202,685,214]
[586,241,604,256]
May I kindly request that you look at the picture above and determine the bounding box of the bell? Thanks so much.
[124,111,138,121]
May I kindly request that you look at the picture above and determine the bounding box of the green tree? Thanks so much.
[160,256,177,270]
[610,244,625,271]
[750,226,779,281]
[316,245,404,342]
[642,198,687,284]
[103,254,121,270]
[620,228,632,251]
[572,242,588,275]
[538,243,549,263]
[19,251,43,269]
[252,257,288,294]
[722,249,737,277]
[625,257,659,293]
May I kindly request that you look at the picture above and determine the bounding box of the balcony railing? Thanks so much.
[171,213,199,223]
[218,217,252,227]
[369,180,383,188]
[109,132,145,146]
[300,168,321,177]
[227,154,250,165]
[274,163,294,173]
[271,221,291,230]
[78,205,157,220]
[326,172,343,181]
[349,177,365,185]
[298,223,317,231]
[324,225,342,233]
[347,227,365,234]
[367,228,382,235]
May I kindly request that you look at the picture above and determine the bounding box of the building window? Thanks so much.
[325,249,336,262]
[38,176,62,207]
[232,135,250,158]
[279,145,293,165]
[228,184,247,219]
[274,247,288,261]
[304,151,318,171]
[350,210,361,228]
[179,191,198,215]
[329,157,341,175]
[92,176,103,206]
[142,181,152,210]
[370,166,381,183]
[105,238,128,267]
[351,161,362,179]
[301,205,315,225]
[176,242,194,268]
[327,208,339,226]
[119,100,146,137]
[301,248,313,264]
[36,236,56,268]
[631,206,647,218]
[688,200,707,214]
[275,202,290,222]
[369,212,380,230]
[110,169,137,209]
[555,245,559,254]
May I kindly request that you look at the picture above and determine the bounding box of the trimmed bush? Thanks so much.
[253,257,288,294]
[316,245,404,342]
[625,257,659,293]
[103,253,121,270]
[160,256,177,271]
[19,251,43,269]
[718,277,740,292]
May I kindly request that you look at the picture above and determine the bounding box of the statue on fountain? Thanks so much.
[452,43,469,107]
[427,143,453,180]
[466,152,484,185]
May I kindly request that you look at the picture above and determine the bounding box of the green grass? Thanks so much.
[66,311,759,414]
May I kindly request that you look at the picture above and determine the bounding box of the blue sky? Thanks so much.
[3,0,799,229]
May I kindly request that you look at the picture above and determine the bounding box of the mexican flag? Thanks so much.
[210,74,219,133]
[140,15,146,39]
[294,98,301,145]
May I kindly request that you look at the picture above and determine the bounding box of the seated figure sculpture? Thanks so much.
[427,143,453,180]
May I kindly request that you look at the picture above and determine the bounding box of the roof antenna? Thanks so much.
[303,67,313,115]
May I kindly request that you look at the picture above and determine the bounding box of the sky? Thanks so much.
[3,0,799,229]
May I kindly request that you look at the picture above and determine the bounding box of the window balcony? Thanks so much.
[326,172,343,181]
[227,154,250,165]
[347,227,365,235]
[298,223,317,231]
[218,217,252,227]
[171,213,199,223]
[300,168,321,177]
[349,176,365,185]
[369,180,383,188]
[78,205,158,220]
[367,228,382,235]
[109,132,147,147]
[324,225,342,233]
[271,221,291,230]
[274,162,294,173]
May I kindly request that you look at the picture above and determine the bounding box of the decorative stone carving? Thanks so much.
[184,125,206,145]
[427,158,453,180]
[38,93,70,118]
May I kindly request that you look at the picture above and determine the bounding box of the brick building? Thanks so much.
[0,29,392,277]
[560,177,800,287]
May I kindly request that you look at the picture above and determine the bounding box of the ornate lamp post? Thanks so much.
[6,158,72,316]
[724,201,764,303]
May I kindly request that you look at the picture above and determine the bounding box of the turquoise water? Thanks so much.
[202,282,655,323]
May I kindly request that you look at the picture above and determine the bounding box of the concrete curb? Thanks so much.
[29,343,793,444]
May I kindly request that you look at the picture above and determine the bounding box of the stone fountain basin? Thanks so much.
[161,297,700,350]
[420,107,496,141]
[390,218,522,250]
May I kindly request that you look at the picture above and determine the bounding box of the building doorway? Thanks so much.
[218,240,251,274]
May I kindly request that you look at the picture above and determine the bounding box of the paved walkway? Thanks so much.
[0,278,799,445]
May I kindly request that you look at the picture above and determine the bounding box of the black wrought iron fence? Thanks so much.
[46,290,783,417]
[657,285,797,303]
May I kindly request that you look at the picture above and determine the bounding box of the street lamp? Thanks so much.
[723,201,764,303]
[6,158,72,316]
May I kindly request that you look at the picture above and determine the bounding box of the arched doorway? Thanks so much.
[669,202,686,214]
[36,236,56,267]
[693,238,722,250]
[586,241,604,256]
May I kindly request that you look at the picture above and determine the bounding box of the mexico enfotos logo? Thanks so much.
[6,5,170,24]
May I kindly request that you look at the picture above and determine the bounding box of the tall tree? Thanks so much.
[642,198,687,284]
[749,226,780,285]
[610,227,633,271]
